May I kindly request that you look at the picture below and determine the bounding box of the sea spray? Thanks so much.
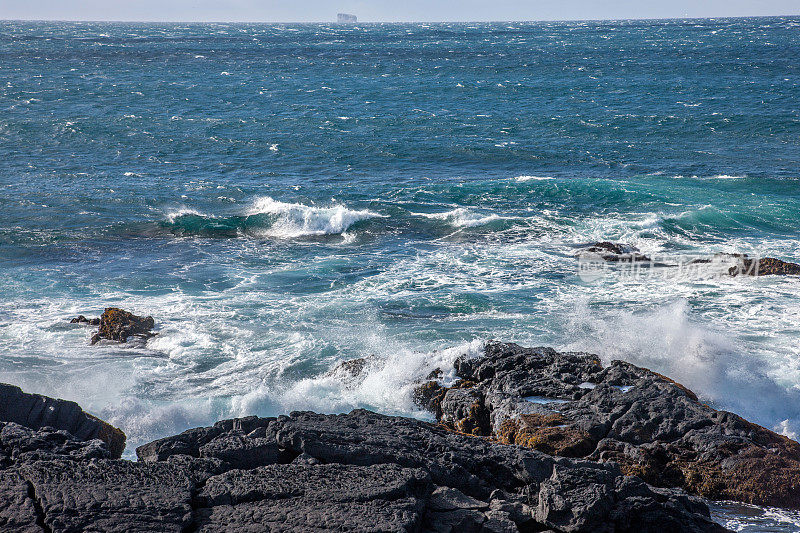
[563,299,800,440]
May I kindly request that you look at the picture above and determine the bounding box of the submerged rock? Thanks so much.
[415,342,800,510]
[69,315,99,325]
[0,384,726,532]
[324,355,378,385]
[577,242,652,263]
[577,245,800,277]
[90,307,155,344]
[0,383,125,459]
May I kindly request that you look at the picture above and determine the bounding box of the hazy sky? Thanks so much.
[2,0,798,22]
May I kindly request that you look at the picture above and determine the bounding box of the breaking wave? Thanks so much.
[231,339,487,419]
[247,197,384,238]
[155,198,383,239]
[413,208,507,228]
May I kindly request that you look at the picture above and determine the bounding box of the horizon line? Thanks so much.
[1,14,798,25]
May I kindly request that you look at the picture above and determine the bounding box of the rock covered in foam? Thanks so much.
[415,342,800,510]
[577,242,652,263]
[575,243,800,277]
[73,307,156,345]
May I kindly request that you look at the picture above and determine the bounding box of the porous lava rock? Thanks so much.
[0,384,726,532]
[89,307,155,344]
[577,242,652,263]
[414,342,800,510]
[730,255,800,276]
[0,383,125,459]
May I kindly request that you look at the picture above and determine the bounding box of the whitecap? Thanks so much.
[247,197,384,238]
[413,208,504,228]
[164,207,205,223]
[515,175,555,182]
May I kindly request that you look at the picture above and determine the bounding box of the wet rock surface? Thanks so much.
[0,388,726,532]
[68,315,99,325]
[577,242,652,263]
[729,255,800,276]
[576,243,800,277]
[73,307,156,345]
[415,342,800,510]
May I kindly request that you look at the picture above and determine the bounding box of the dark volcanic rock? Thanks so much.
[0,422,111,465]
[137,409,725,532]
[69,315,99,325]
[573,244,800,278]
[0,385,728,532]
[730,256,800,276]
[577,242,652,263]
[90,307,155,344]
[0,470,40,533]
[23,459,194,533]
[416,342,800,510]
[0,383,125,459]
[195,463,430,531]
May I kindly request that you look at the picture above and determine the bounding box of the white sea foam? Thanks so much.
[670,174,746,180]
[414,208,504,228]
[100,396,219,453]
[710,501,800,532]
[562,299,800,439]
[231,339,486,419]
[515,175,555,182]
[247,197,383,238]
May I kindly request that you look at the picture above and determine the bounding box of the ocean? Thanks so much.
[1,17,799,529]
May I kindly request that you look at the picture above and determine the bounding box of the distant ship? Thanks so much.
[337,13,357,23]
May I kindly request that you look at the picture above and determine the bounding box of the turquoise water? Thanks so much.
[1,18,799,528]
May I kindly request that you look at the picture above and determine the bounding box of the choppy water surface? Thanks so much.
[1,18,799,530]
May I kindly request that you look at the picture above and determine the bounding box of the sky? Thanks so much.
[1,0,798,22]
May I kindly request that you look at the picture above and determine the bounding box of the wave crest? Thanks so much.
[247,197,384,238]
[155,198,382,239]
[414,208,505,228]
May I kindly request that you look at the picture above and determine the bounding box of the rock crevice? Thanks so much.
[24,480,50,533]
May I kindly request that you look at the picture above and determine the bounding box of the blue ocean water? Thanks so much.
[1,18,800,528]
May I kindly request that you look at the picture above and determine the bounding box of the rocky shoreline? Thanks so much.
[2,341,799,531]
[577,242,800,276]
